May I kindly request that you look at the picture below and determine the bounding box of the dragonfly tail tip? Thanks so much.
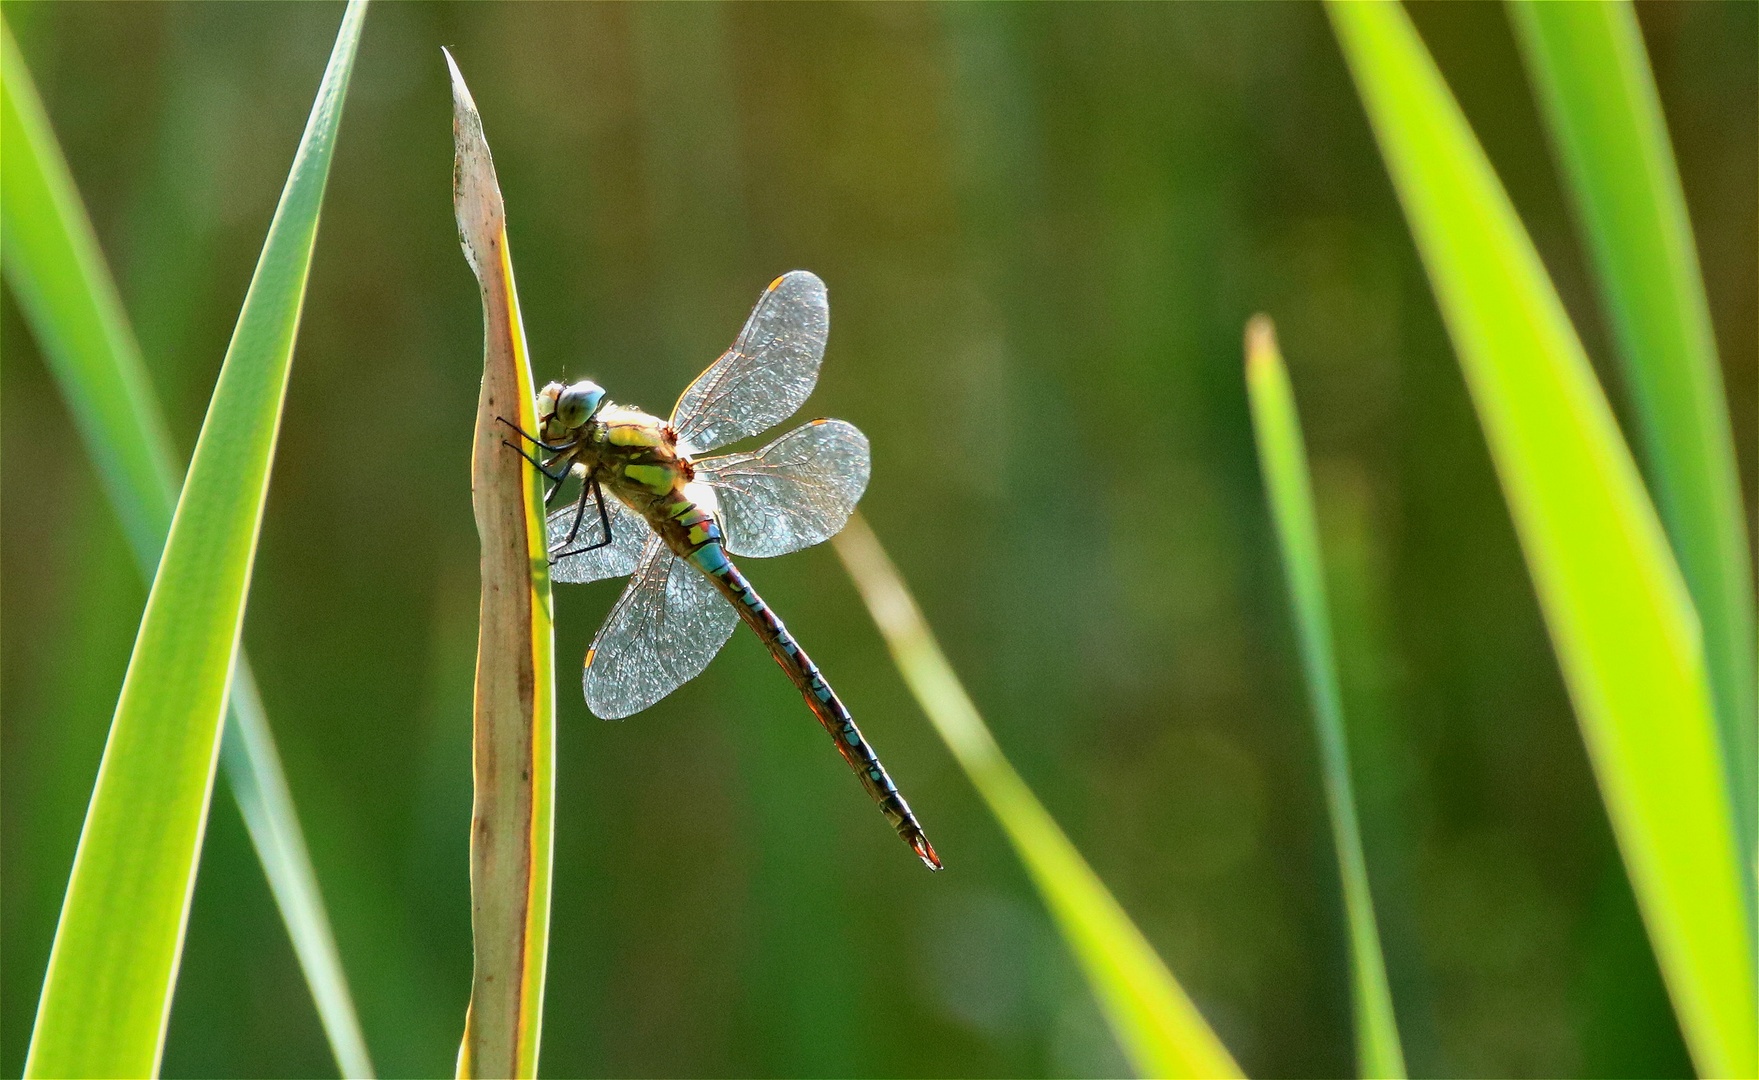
[912,835,943,872]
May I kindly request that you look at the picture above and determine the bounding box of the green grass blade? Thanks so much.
[0,20,183,565]
[1509,0,1756,903]
[1244,317,1405,1080]
[834,514,1242,1080]
[17,3,367,1075]
[1326,5,1755,1077]
[0,19,375,1078]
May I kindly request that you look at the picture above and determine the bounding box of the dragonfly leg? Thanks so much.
[502,440,571,484]
[495,415,575,453]
[557,476,593,547]
[586,476,613,550]
[552,476,616,559]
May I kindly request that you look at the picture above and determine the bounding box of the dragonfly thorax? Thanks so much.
[564,405,719,562]
[584,409,691,488]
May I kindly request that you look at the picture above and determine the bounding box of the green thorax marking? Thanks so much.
[576,407,718,557]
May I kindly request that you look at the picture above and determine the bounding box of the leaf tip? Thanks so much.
[445,48,503,281]
[442,46,473,115]
[1244,313,1279,375]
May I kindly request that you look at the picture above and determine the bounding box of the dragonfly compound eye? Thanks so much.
[556,380,606,428]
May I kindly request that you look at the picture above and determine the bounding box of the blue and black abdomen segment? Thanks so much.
[688,541,942,871]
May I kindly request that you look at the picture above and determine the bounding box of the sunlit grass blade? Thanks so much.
[17,4,367,1075]
[0,21,181,565]
[446,50,557,1080]
[1326,5,1755,1077]
[1244,317,1405,1079]
[834,514,1242,1080]
[1509,0,1756,899]
[0,19,374,1078]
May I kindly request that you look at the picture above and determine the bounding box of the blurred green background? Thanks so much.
[2,2,1753,1077]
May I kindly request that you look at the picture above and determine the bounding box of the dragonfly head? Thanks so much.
[538,379,607,440]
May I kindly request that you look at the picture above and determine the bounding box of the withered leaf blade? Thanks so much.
[446,47,556,1080]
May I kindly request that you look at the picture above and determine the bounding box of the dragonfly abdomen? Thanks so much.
[688,543,942,871]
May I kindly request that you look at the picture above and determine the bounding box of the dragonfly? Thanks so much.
[502,270,940,870]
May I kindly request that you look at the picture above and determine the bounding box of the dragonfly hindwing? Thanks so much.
[547,491,649,584]
[582,536,737,718]
[697,419,870,558]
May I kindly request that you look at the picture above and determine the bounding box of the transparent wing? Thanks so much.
[695,419,870,558]
[670,270,829,454]
[547,488,651,584]
[582,535,738,719]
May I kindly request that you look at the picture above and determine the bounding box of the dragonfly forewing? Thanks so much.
[670,270,829,454]
[696,419,870,558]
[583,535,738,719]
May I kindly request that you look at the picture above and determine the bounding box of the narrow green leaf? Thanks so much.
[0,21,182,565]
[834,514,1242,1080]
[1509,0,1756,905]
[446,50,557,1080]
[1326,5,1755,1077]
[0,19,374,1078]
[1244,317,1405,1079]
[18,4,367,1075]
